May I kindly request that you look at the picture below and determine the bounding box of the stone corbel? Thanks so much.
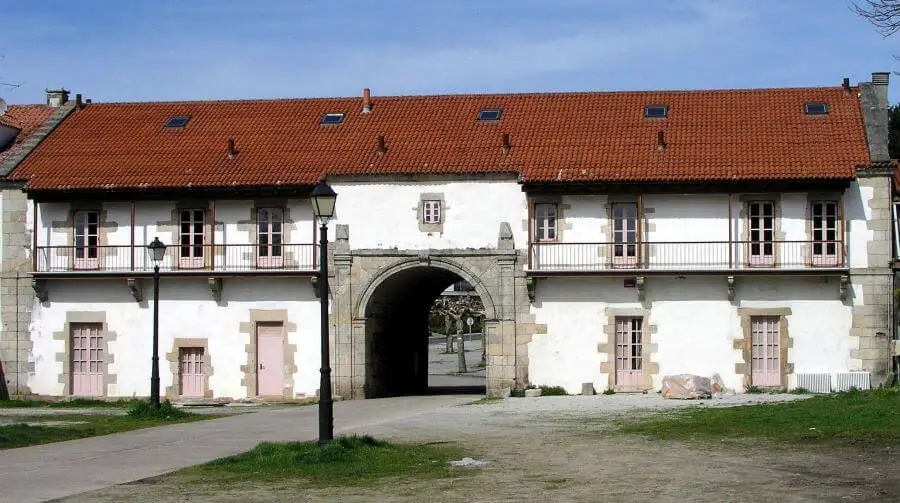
[726,275,736,301]
[636,276,646,302]
[208,277,223,302]
[839,274,850,301]
[526,276,536,303]
[32,279,48,302]
[417,251,430,265]
[311,276,320,299]
[126,278,142,302]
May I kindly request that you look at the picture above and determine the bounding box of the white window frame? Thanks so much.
[179,209,205,269]
[534,203,557,242]
[73,210,100,270]
[810,200,839,266]
[747,201,775,266]
[611,202,639,267]
[257,207,284,268]
[422,200,442,224]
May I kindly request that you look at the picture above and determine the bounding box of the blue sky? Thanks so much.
[2,1,900,104]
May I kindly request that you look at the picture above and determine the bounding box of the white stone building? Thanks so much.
[2,74,895,400]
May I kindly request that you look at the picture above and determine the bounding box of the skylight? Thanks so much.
[643,105,668,118]
[804,103,829,115]
[320,113,345,125]
[164,116,190,128]
[478,109,502,121]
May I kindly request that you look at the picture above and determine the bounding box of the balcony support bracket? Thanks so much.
[311,276,320,299]
[32,279,48,303]
[726,275,736,302]
[839,274,850,301]
[636,276,646,302]
[126,278,143,302]
[526,276,536,303]
[208,277,223,302]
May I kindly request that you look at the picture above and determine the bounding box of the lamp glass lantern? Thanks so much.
[147,237,167,266]
[310,181,338,223]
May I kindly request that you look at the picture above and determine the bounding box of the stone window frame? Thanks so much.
[601,195,652,268]
[165,338,214,399]
[236,200,299,268]
[50,202,119,271]
[738,194,784,268]
[598,308,658,392]
[735,308,793,391]
[415,193,447,233]
[528,195,571,243]
[52,311,117,397]
[805,192,844,268]
[154,200,215,269]
[238,309,298,399]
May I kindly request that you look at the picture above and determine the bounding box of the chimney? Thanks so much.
[227,139,237,159]
[842,77,851,94]
[45,88,70,108]
[376,135,386,155]
[872,72,890,109]
[362,88,372,114]
[657,130,667,150]
[502,133,511,154]
[85,98,92,104]
[75,94,83,109]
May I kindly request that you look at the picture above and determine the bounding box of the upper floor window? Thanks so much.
[611,203,639,266]
[423,200,442,224]
[810,200,839,266]
[179,209,205,268]
[73,210,99,270]
[534,203,557,241]
[747,201,775,266]
[257,208,284,267]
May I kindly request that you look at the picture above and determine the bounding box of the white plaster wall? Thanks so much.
[29,278,321,398]
[529,276,854,394]
[845,181,873,269]
[331,179,527,250]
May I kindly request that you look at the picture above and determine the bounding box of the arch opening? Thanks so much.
[362,265,487,398]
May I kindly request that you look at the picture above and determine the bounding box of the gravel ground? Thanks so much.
[60,392,900,503]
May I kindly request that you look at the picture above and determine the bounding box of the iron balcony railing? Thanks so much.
[35,243,318,273]
[527,240,846,272]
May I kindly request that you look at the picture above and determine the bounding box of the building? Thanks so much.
[0,90,74,399]
[5,73,894,400]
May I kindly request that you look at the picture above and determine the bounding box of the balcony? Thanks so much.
[34,244,318,275]
[527,241,847,274]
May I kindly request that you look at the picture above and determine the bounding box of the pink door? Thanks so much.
[257,323,284,396]
[612,203,638,267]
[751,316,781,387]
[811,201,839,266]
[615,317,644,388]
[748,201,775,266]
[73,211,100,270]
[257,208,284,268]
[179,209,205,269]
[71,323,103,396]
[179,347,205,397]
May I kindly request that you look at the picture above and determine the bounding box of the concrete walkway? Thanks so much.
[0,395,472,503]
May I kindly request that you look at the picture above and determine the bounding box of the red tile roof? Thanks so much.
[0,104,55,164]
[10,87,871,191]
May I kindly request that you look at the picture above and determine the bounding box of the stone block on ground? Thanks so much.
[524,388,542,398]
[581,382,595,395]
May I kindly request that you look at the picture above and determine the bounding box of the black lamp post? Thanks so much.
[310,180,337,445]
[147,237,167,409]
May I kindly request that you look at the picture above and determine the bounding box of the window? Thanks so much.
[747,201,775,266]
[750,316,781,387]
[179,209,205,268]
[71,323,103,396]
[320,113,345,125]
[643,105,668,118]
[612,203,638,267]
[477,109,502,121]
[804,103,828,115]
[257,208,284,268]
[811,200,839,266]
[73,210,99,270]
[164,116,191,128]
[422,200,442,224]
[615,317,644,388]
[534,203,557,241]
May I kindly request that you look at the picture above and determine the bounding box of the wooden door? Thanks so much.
[257,208,284,268]
[71,323,103,396]
[179,209,205,269]
[73,211,100,270]
[811,201,839,266]
[748,201,775,266]
[615,317,644,388]
[612,203,638,267]
[179,347,205,397]
[751,316,781,387]
[256,323,284,396]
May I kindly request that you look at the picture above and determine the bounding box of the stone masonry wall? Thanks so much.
[0,188,33,398]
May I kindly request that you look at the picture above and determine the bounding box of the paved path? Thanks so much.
[0,395,472,503]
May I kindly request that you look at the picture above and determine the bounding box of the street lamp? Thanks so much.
[147,237,167,409]
[310,180,337,444]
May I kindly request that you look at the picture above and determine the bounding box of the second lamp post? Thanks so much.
[309,180,337,444]
[147,237,167,409]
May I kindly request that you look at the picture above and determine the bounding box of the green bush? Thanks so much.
[744,385,764,394]
[539,386,568,396]
[509,388,526,398]
[127,400,190,420]
[789,387,811,395]
[602,389,616,395]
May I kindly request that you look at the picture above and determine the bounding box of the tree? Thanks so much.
[854,1,900,36]
[431,294,484,371]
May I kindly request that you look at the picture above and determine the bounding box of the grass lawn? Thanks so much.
[0,402,219,449]
[619,388,900,445]
[182,435,472,487]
